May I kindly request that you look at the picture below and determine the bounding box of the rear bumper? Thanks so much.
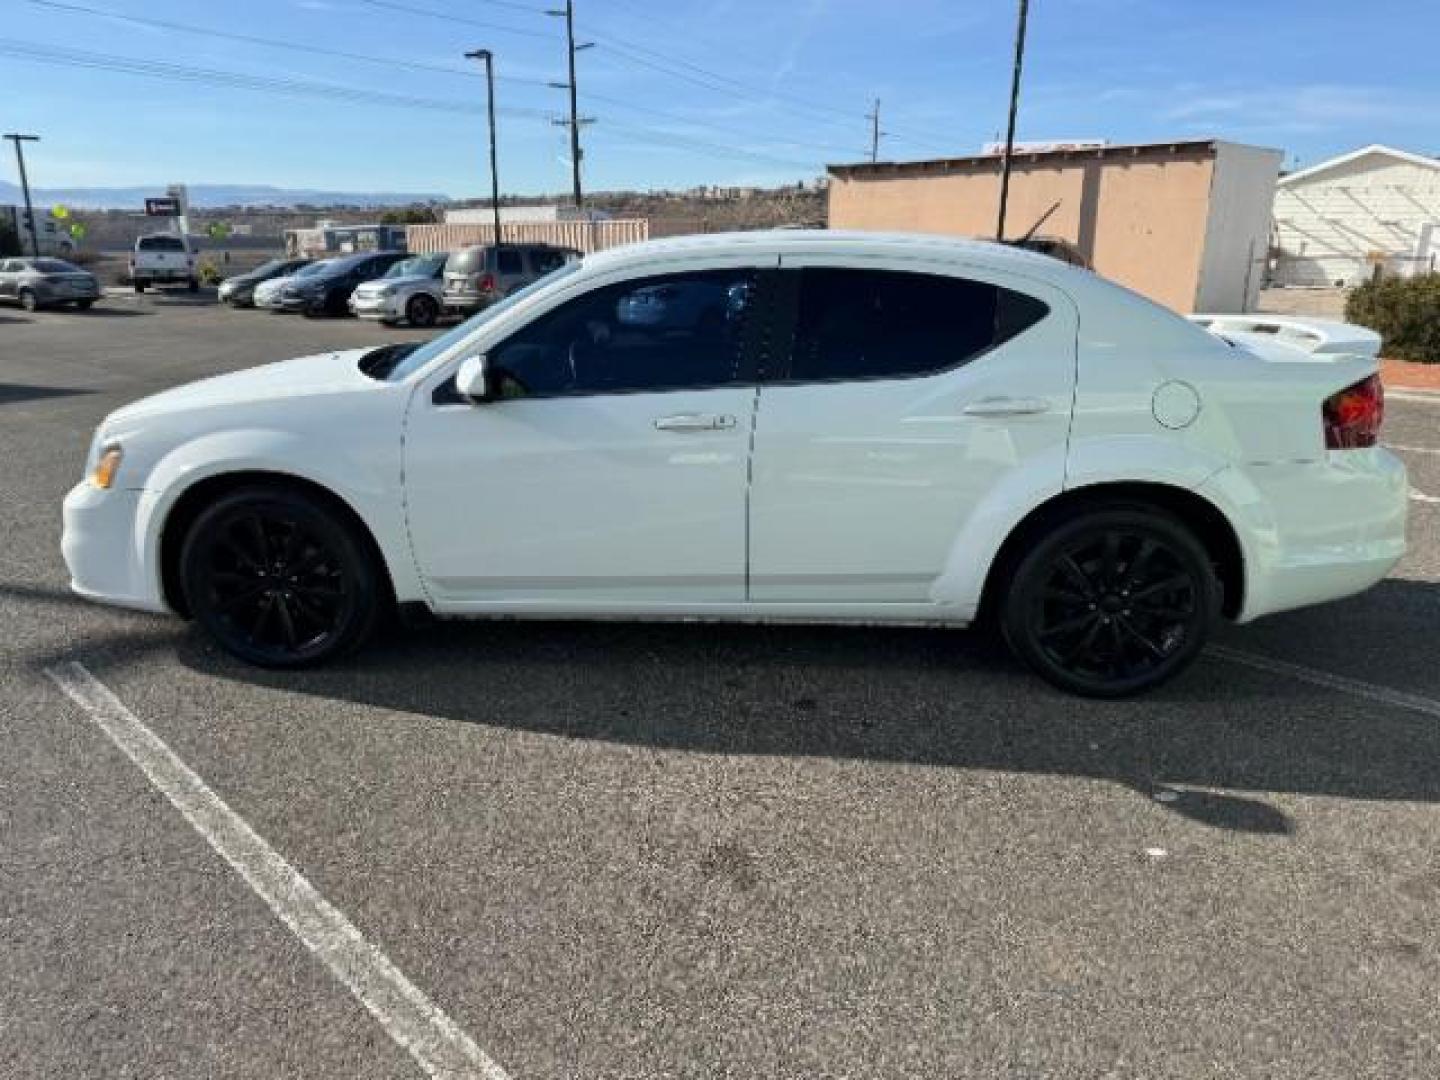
[133,269,193,283]
[442,293,493,314]
[1200,448,1409,622]
[61,482,169,614]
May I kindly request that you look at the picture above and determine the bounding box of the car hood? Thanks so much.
[105,348,378,426]
[359,274,433,289]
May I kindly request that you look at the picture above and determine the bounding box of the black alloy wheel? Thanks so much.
[1002,507,1218,697]
[180,488,381,667]
[406,293,439,327]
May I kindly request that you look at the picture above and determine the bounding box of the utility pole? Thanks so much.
[995,0,1029,241]
[4,134,41,257]
[464,48,503,248]
[866,99,882,163]
[547,0,593,210]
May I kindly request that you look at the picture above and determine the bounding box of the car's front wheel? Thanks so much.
[1001,507,1219,697]
[180,487,382,667]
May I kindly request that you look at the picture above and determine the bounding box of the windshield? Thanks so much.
[251,258,297,276]
[385,254,445,279]
[373,260,583,383]
[138,236,185,251]
[34,258,82,273]
[295,260,335,278]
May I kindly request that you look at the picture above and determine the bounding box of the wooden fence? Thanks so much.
[406,219,649,255]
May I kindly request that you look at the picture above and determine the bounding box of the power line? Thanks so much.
[0,38,823,174]
[351,0,552,39]
[21,0,555,87]
[0,39,549,116]
[347,0,958,154]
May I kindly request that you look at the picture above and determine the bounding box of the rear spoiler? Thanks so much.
[1188,314,1381,359]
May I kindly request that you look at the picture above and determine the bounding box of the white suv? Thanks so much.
[130,233,198,292]
[60,231,1407,696]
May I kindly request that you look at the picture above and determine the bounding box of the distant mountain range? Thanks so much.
[0,181,449,210]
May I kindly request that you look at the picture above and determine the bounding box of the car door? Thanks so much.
[403,262,773,609]
[0,261,16,301]
[748,256,1078,603]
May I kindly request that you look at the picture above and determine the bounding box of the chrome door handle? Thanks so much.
[961,396,1051,417]
[654,413,737,432]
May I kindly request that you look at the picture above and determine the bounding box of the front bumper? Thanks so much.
[351,292,402,320]
[61,482,169,614]
[1201,448,1409,622]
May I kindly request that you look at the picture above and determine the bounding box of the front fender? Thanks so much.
[131,427,423,608]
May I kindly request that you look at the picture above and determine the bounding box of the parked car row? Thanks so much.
[218,242,581,327]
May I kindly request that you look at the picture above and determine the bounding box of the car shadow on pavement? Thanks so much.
[21,577,1440,837]
[0,383,94,405]
[64,307,149,318]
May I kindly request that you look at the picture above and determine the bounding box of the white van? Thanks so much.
[130,233,198,292]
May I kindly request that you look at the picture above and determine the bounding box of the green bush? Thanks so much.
[1345,273,1440,364]
[196,257,223,286]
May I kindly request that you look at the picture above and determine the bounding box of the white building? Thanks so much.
[1271,144,1440,287]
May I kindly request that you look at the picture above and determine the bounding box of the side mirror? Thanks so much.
[455,354,490,404]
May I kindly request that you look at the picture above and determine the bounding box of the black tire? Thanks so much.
[406,293,439,328]
[134,281,147,293]
[75,299,95,310]
[180,487,382,668]
[1001,506,1219,697]
[19,289,38,312]
[188,277,200,293]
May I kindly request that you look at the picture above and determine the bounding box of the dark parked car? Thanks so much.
[274,250,410,317]
[442,243,580,316]
[0,256,101,311]
[217,257,312,307]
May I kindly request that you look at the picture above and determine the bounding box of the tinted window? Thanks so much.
[138,236,186,252]
[530,248,570,274]
[496,248,523,275]
[785,268,1048,382]
[488,269,757,397]
[35,258,81,273]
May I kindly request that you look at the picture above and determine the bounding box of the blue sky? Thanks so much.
[3,0,1435,198]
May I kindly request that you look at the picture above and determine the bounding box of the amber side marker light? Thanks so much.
[91,446,123,490]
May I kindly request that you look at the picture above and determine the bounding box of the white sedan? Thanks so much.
[62,231,1407,696]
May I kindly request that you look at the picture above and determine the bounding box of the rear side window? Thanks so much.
[138,236,185,252]
[784,268,1049,383]
[496,248,523,275]
[530,248,569,274]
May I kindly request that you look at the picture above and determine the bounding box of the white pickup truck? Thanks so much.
[130,233,199,293]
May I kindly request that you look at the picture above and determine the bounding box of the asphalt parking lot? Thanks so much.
[3,291,1440,1079]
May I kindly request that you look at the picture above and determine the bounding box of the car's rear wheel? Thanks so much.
[188,277,200,293]
[180,487,381,667]
[406,293,439,328]
[1001,507,1218,697]
[19,289,38,312]
[75,299,95,310]
[133,281,146,293]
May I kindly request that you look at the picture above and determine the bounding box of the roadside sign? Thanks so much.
[145,197,181,217]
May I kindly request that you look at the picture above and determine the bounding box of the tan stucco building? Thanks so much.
[827,139,1282,313]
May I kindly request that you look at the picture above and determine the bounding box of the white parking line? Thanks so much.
[44,661,509,1080]
[1209,646,1440,721]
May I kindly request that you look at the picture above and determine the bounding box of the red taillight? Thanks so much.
[1323,374,1384,449]
[478,273,496,293]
